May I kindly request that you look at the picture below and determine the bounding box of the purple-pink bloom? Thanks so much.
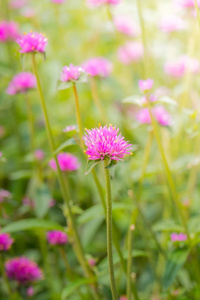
[5,257,43,284]
[88,258,96,267]
[10,0,28,9]
[27,286,34,297]
[60,64,83,82]
[159,15,185,33]
[0,21,19,42]
[174,0,200,8]
[171,232,187,242]
[136,106,172,127]
[164,56,200,78]
[6,72,36,95]
[114,16,139,37]
[84,125,132,161]
[83,57,112,78]
[16,31,48,53]
[49,152,81,172]
[138,79,154,92]
[0,189,11,203]
[47,230,68,245]
[34,149,44,161]
[0,233,14,251]
[87,0,120,6]
[117,42,144,65]
[120,296,127,300]
[51,0,65,3]
[63,125,76,132]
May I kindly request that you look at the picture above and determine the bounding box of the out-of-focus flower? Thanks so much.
[5,257,43,284]
[60,64,84,82]
[120,296,127,300]
[0,189,11,203]
[159,15,185,33]
[34,149,44,161]
[87,0,120,6]
[27,286,34,297]
[47,230,68,245]
[117,42,144,65]
[63,125,76,133]
[171,232,187,242]
[21,8,36,18]
[0,21,19,42]
[22,197,34,209]
[138,79,154,92]
[16,32,48,53]
[84,125,132,161]
[9,0,28,9]
[49,153,81,172]
[49,199,56,207]
[88,258,96,266]
[174,0,200,8]
[83,57,112,78]
[0,233,14,251]
[6,72,36,95]
[51,0,65,3]
[114,16,139,37]
[164,56,200,78]
[136,106,172,127]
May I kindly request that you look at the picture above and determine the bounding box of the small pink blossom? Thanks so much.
[22,197,34,208]
[49,199,56,207]
[171,232,187,242]
[0,189,11,203]
[120,296,127,300]
[0,233,14,251]
[21,8,36,18]
[49,153,81,172]
[88,258,96,267]
[27,286,34,297]
[87,0,120,6]
[84,125,132,161]
[83,57,112,78]
[47,230,68,245]
[138,79,154,92]
[34,149,44,161]
[174,0,200,8]
[165,56,200,78]
[63,125,76,133]
[16,31,48,53]
[60,64,83,82]
[10,0,28,9]
[0,21,19,42]
[6,72,36,95]
[114,16,139,37]
[51,0,65,3]
[159,15,185,33]
[136,106,172,127]
[117,42,144,65]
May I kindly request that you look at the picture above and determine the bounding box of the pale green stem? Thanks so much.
[72,84,84,149]
[104,160,118,300]
[0,255,14,299]
[25,94,35,154]
[194,0,200,31]
[59,247,74,277]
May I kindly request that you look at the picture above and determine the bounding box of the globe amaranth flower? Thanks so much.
[49,152,81,172]
[83,57,112,78]
[6,72,36,95]
[136,106,172,127]
[114,16,139,37]
[60,64,84,82]
[47,230,68,245]
[5,257,43,284]
[0,21,19,42]
[138,79,154,92]
[117,42,144,65]
[171,233,187,242]
[159,15,185,33]
[87,0,120,6]
[84,125,132,161]
[0,233,14,251]
[16,31,48,53]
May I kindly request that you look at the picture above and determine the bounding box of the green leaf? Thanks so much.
[75,72,88,83]
[85,159,101,175]
[1,219,64,233]
[10,170,32,180]
[153,220,183,232]
[54,138,78,155]
[33,184,52,218]
[122,94,143,106]
[105,160,117,169]
[163,248,189,290]
[57,81,73,90]
[61,278,94,299]
[157,96,177,106]
[78,204,104,224]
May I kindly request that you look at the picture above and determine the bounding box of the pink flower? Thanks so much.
[0,21,19,42]
[60,64,83,82]
[0,233,14,251]
[0,189,11,203]
[171,232,187,242]
[51,0,65,3]
[174,0,200,8]
[49,153,80,172]
[84,125,132,161]
[6,72,36,95]
[136,108,151,124]
[138,79,154,92]
[10,0,28,9]
[47,230,68,245]
[117,42,144,65]
[22,197,34,208]
[88,258,96,266]
[83,57,112,78]
[16,32,48,53]
[159,15,185,33]
[165,56,200,78]
[27,286,34,297]
[34,149,44,161]
[136,106,172,127]
[5,257,43,284]
[114,16,139,37]
[63,125,76,133]
[87,0,120,6]
[21,8,36,18]
[120,297,127,300]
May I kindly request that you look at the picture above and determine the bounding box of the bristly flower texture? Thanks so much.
[117,42,144,65]
[16,31,48,53]
[6,72,36,95]
[83,57,112,78]
[84,125,132,161]
[49,152,80,172]
[87,0,120,6]
[60,64,84,82]
[0,21,19,42]
[0,233,14,251]
[136,106,172,127]
[47,230,68,245]
[5,257,43,284]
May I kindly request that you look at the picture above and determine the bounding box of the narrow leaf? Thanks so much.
[57,80,73,90]
[85,159,101,175]
[61,278,94,299]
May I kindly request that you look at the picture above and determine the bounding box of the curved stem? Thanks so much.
[104,160,118,300]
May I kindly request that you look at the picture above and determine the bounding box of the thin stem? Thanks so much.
[0,255,14,299]
[72,84,84,149]
[194,0,200,31]
[104,160,118,300]
[25,94,35,153]
[59,247,74,277]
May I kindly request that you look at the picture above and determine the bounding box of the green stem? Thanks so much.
[194,0,200,31]
[25,94,35,153]
[72,84,84,149]
[59,247,74,277]
[0,255,14,299]
[104,160,118,300]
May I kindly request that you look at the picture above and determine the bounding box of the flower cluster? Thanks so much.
[0,21,19,42]
[171,232,187,242]
[16,32,48,53]
[5,257,43,284]
[0,233,14,251]
[47,230,68,245]
[49,152,80,172]
[117,42,144,65]
[83,57,112,78]
[84,125,132,161]
[6,72,36,95]
[60,64,84,82]
[136,106,172,127]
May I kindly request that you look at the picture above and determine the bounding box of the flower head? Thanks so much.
[47,230,68,245]
[84,125,132,161]
[138,79,154,92]
[83,57,112,78]
[49,152,80,172]
[5,257,43,284]
[114,16,139,37]
[0,233,14,251]
[0,189,11,203]
[174,0,200,8]
[6,72,36,95]
[0,21,19,42]
[136,106,172,127]
[171,232,187,242]
[16,31,48,53]
[34,149,44,161]
[117,42,144,65]
[10,0,28,9]
[159,15,185,33]
[60,64,83,82]
[164,56,200,78]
